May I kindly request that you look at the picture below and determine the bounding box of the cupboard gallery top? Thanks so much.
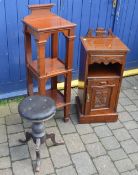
[22,4,76,122]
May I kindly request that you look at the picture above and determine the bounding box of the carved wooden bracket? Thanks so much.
[90,56,123,65]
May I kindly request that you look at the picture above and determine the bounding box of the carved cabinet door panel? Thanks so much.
[85,78,119,115]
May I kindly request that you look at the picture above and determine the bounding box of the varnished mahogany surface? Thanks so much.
[81,37,129,52]
[23,4,76,32]
[76,28,129,124]
[24,15,76,32]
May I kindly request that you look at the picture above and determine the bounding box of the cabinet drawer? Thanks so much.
[89,55,124,65]
[90,79,118,87]
[85,78,120,115]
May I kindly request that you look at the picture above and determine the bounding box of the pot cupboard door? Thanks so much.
[85,78,119,115]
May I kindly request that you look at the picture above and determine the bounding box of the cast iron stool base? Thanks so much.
[19,122,63,172]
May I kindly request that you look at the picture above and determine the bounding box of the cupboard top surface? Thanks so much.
[23,4,76,32]
[81,37,129,52]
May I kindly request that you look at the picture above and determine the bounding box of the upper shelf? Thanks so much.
[23,4,76,32]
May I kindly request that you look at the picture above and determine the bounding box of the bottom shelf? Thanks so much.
[46,89,67,108]
[35,89,66,108]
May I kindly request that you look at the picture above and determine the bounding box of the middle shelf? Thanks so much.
[29,58,71,78]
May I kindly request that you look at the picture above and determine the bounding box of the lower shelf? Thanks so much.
[46,89,67,108]
[36,89,67,108]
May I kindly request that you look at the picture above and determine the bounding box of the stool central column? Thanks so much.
[32,122,46,143]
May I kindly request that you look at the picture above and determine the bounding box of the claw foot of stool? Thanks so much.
[46,133,64,146]
[19,132,32,144]
[18,96,63,172]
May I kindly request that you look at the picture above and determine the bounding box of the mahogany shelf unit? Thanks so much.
[76,28,129,124]
[23,4,76,122]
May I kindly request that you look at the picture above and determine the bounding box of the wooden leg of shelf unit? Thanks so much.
[64,73,72,122]
[64,105,70,122]
[38,78,46,96]
[51,33,58,91]
[27,69,33,96]
[51,77,57,90]
[51,33,58,58]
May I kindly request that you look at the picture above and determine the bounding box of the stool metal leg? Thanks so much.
[19,132,33,143]
[46,133,64,146]
[19,121,64,172]
[35,138,41,172]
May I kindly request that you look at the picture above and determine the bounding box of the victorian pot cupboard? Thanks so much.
[23,4,76,122]
[76,28,129,124]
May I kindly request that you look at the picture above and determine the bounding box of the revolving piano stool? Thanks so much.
[18,95,63,172]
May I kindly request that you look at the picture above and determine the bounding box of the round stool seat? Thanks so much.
[18,96,56,121]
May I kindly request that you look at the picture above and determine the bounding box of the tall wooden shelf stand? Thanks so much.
[23,4,76,122]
